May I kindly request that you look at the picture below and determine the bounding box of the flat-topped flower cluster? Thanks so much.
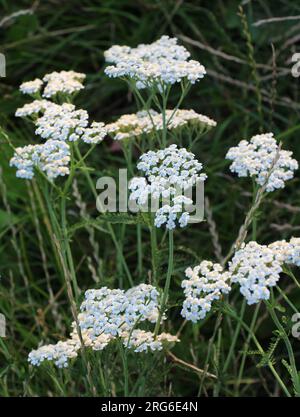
[226,132,298,192]
[269,237,300,266]
[20,70,86,98]
[129,144,207,229]
[104,35,206,89]
[106,109,216,141]
[229,241,282,305]
[28,283,179,368]
[11,71,107,180]
[181,261,231,322]
[181,237,300,321]
[10,140,70,180]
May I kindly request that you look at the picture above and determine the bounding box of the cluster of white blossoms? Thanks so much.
[106,109,216,141]
[181,261,231,322]
[229,241,283,305]
[122,330,179,353]
[268,237,300,267]
[129,144,206,229]
[35,103,89,142]
[226,132,298,192]
[9,140,70,180]
[12,72,108,180]
[104,36,206,89]
[28,339,79,368]
[105,36,190,63]
[29,284,178,368]
[19,71,86,98]
[19,78,43,95]
[181,237,300,320]
[15,99,51,118]
[81,121,107,144]
[42,70,86,98]
[79,284,161,337]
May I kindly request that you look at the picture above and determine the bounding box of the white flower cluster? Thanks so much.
[35,103,89,142]
[79,284,160,337]
[13,72,108,180]
[81,121,107,144]
[15,99,51,118]
[106,109,216,141]
[19,78,43,95]
[10,140,70,180]
[181,261,231,322]
[28,284,178,368]
[229,241,283,305]
[28,339,79,368]
[226,132,298,192]
[268,237,300,267]
[42,70,86,98]
[19,71,86,98]
[105,36,190,63]
[129,144,207,229]
[122,330,179,353]
[104,36,206,89]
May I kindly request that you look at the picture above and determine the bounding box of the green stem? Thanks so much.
[137,224,143,278]
[150,224,158,285]
[226,305,291,397]
[119,340,129,397]
[74,143,134,286]
[235,302,260,395]
[154,230,174,336]
[223,299,246,374]
[266,296,300,395]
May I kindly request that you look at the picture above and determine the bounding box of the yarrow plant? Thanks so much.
[28,284,179,368]
[3,35,300,397]
[10,73,107,182]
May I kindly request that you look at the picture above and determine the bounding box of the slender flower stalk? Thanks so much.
[154,230,174,336]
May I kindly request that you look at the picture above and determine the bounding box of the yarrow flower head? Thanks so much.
[28,283,178,368]
[121,329,179,353]
[28,339,79,368]
[181,261,231,322]
[129,144,207,229]
[81,121,107,144]
[42,70,86,98]
[15,99,52,118]
[268,237,300,267]
[19,78,43,95]
[106,109,216,141]
[19,71,86,98]
[229,241,283,305]
[10,140,70,180]
[226,132,298,192]
[105,36,190,63]
[13,72,107,181]
[104,36,206,90]
[79,284,161,338]
[35,102,89,142]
